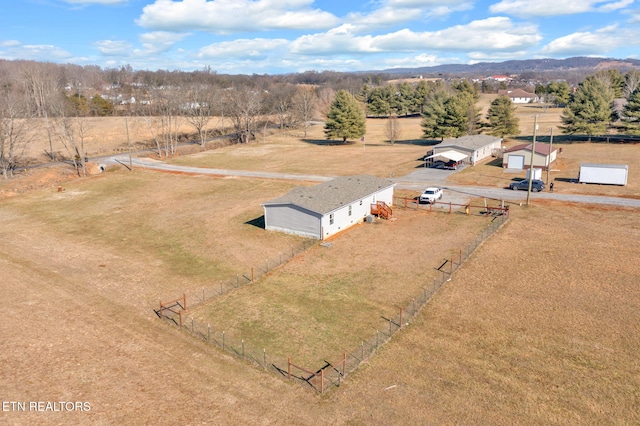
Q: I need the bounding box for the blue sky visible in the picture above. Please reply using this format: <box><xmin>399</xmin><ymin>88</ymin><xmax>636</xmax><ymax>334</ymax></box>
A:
<box><xmin>1</xmin><ymin>0</ymin><xmax>639</xmax><ymax>74</ymax></box>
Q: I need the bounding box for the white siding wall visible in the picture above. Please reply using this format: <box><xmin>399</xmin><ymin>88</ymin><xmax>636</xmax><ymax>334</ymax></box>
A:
<box><xmin>320</xmin><ymin>187</ymin><xmax>395</xmax><ymax>239</ymax></box>
<box><xmin>264</xmin><ymin>205</ymin><xmax>322</xmax><ymax>239</ymax></box>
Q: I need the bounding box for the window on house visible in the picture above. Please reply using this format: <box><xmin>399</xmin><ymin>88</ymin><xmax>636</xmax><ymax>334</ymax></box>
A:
<box><xmin>329</xmin><ymin>213</ymin><xmax>334</xmax><ymax>225</ymax></box>
<box><xmin>348</xmin><ymin>205</ymin><xmax>352</xmax><ymax>216</ymax></box>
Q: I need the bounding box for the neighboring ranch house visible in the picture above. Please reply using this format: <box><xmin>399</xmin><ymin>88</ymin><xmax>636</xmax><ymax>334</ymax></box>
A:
<box><xmin>429</xmin><ymin>134</ymin><xmax>503</xmax><ymax>166</ymax></box>
<box><xmin>262</xmin><ymin>175</ymin><xmax>396</xmax><ymax>240</ymax></box>
<box><xmin>503</xmin><ymin>142</ymin><xmax>557</xmax><ymax>170</ymax></box>
<box><xmin>497</xmin><ymin>89</ymin><xmax>539</xmax><ymax>104</ymax></box>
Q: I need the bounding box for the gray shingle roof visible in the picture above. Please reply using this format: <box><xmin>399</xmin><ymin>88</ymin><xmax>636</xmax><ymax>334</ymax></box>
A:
<box><xmin>263</xmin><ymin>175</ymin><xmax>395</xmax><ymax>215</ymax></box>
<box><xmin>437</xmin><ymin>134</ymin><xmax>502</xmax><ymax>150</ymax></box>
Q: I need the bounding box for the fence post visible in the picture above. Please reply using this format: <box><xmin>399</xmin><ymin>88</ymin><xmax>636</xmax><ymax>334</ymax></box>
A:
<box><xmin>179</xmin><ymin>310</ymin><xmax>183</xmax><ymax>328</ymax></box>
<box><xmin>449</xmin><ymin>202</ymin><xmax>452</xmax><ymax>214</ymax></box>
<box><xmin>399</xmin><ymin>307</ymin><xmax>403</xmax><ymax>328</ymax></box>
<box><xmin>159</xmin><ymin>301</ymin><xmax>163</xmax><ymax>319</ymax></box>
<box><xmin>321</xmin><ymin>369</ymin><xmax>325</xmax><ymax>394</ymax></box>
<box><xmin>389</xmin><ymin>318</ymin><xmax>392</xmax><ymax>335</ymax></box>
<box><xmin>376</xmin><ymin>330</ymin><xmax>379</xmax><ymax>351</ymax></box>
<box><xmin>222</xmin><ymin>331</ymin><xmax>225</xmax><ymax>350</ymax></box>
<box><xmin>361</xmin><ymin>342</ymin><xmax>364</xmax><ymax>360</ymax></box>
<box><xmin>183</xmin><ymin>293</ymin><xmax>187</xmax><ymax>310</ymax></box>
<box><xmin>343</xmin><ymin>353</ymin><xmax>347</xmax><ymax>376</ymax></box>
<box><xmin>251</xmin><ymin>267</ymin><xmax>254</xmax><ymax>282</ymax></box>
<box><xmin>191</xmin><ymin>317</ymin><xmax>194</xmax><ymax>333</ymax></box>
<box><xmin>287</xmin><ymin>357</ymin><xmax>291</xmax><ymax>381</ymax></box>
<box><xmin>263</xmin><ymin>349</ymin><xmax>266</xmax><ymax>369</ymax></box>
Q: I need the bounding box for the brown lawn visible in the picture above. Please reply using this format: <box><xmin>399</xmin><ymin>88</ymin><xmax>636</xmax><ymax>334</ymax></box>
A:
<box><xmin>1</xmin><ymin>99</ymin><xmax>639</xmax><ymax>424</ymax></box>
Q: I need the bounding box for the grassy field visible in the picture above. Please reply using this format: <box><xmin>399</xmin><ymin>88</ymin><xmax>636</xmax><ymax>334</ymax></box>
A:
<box><xmin>1</xmin><ymin>97</ymin><xmax>639</xmax><ymax>424</ymax></box>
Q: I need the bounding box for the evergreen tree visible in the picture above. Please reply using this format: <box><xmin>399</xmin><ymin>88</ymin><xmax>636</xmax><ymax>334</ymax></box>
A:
<box><xmin>622</xmin><ymin>88</ymin><xmax>640</xmax><ymax>134</ymax></box>
<box><xmin>367</xmin><ymin>86</ymin><xmax>393</xmax><ymax>116</ymax></box>
<box><xmin>545</xmin><ymin>81</ymin><xmax>571</xmax><ymax>106</ymax></box>
<box><xmin>421</xmin><ymin>85</ymin><xmax>480</xmax><ymax>139</ymax></box>
<box><xmin>324</xmin><ymin>90</ymin><xmax>366</xmax><ymax>142</ymax></box>
<box><xmin>414</xmin><ymin>79</ymin><xmax>431</xmax><ymax>113</ymax></box>
<box><xmin>421</xmin><ymin>89</ymin><xmax>449</xmax><ymax>140</ymax></box>
<box><xmin>561</xmin><ymin>76</ymin><xmax>613</xmax><ymax>137</ymax></box>
<box><xmin>441</xmin><ymin>93</ymin><xmax>473</xmax><ymax>138</ymax></box>
<box><xmin>90</xmin><ymin>94</ymin><xmax>114</xmax><ymax>116</ymax></box>
<box><xmin>486</xmin><ymin>95</ymin><xmax>519</xmax><ymax>137</ymax></box>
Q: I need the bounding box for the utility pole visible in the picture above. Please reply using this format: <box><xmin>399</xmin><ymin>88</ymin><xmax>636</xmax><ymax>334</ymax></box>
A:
<box><xmin>526</xmin><ymin>115</ymin><xmax>538</xmax><ymax>207</ymax></box>
<box><xmin>546</xmin><ymin>127</ymin><xmax>554</xmax><ymax>186</ymax></box>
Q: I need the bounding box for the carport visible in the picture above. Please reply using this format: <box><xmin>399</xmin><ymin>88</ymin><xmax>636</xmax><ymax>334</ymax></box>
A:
<box><xmin>424</xmin><ymin>150</ymin><xmax>468</xmax><ymax>168</ymax></box>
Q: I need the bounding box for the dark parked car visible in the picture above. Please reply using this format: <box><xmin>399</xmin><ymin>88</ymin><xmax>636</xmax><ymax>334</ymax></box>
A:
<box><xmin>510</xmin><ymin>179</ymin><xmax>545</xmax><ymax>192</ymax></box>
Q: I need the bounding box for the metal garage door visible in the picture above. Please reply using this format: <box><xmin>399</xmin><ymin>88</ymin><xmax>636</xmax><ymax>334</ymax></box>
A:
<box><xmin>507</xmin><ymin>154</ymin><xmax>525</xmax><ymax>169</ymax></box>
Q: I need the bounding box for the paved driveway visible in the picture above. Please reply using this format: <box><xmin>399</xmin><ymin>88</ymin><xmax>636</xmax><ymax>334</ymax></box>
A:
<box><xmin>104</xmin><ymin>156</ymin><xmax>640</xmax><ymax>209</ymax></box>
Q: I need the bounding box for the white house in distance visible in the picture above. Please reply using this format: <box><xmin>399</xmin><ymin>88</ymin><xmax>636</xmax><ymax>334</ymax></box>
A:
<box><xmin>262</xmin><ymin>175</ymin><xmax>396</xmax><ymax>240</ymax></box>
<box><xmin>428</xmin><ymin>134</ymin><xmax>503</xmax><ymax>166</ymax></box>
<box><xmin>497</xmin><ymin>89</ymin><xmax>539</xmax><ymax>104</ymax></box>
<box><xmin>503</xmin><ymin>142</ymin><xmax>557</xmax><ymax>170</ymax></box>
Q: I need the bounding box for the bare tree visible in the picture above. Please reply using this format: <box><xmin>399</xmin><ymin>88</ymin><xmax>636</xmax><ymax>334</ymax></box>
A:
<box><xmin>0</xmin><ymin>81</ymin><xmax>33</xmax><ymax>178</ymax></box>
<box><xmin>316</xmin><ymin>86</ymin><xmax>335</xmax><ymax>119</ymax></box>
<box><xmin>267</xmin><ymin>84</ymin><xmax>296</xmax><ymax>131</ymax></box>
<box><xmin>623</xmin><ymin>70</ymin><xmax>640</xmax><ymax>99</ymax></box>
<box><xmin>224</xmin><ymin>86</ymin><xmax>263</xmax><ymax>144</ymax></box>
<box><xmin>292</xmin><ymin>86</ymin><xmax>317</xmax><ymax>137</ymax></box>
<box><xmin>385</xmin><ymin>114</ymin><xmax>401</xmax><ymax>144</ymax></box>
<box><xmin>142</xmin><ymin>85</ymin><xmax>187</xmax><ymax>157</ymax></box>
<box><xmin>184</xmin><ymin>83</ymin><xmax>214</xmax><ymax>146</ymax></box>
<box><xmin>52</xmin><ymin>114</ymin><xmax>89</xmax><ymax>177</ymax></box>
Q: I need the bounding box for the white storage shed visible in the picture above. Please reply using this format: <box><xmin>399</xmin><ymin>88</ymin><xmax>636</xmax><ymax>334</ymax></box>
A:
<box><xmin>579</xmin><ymin>164</ymin><xmax>628</xmax><ymax>186</ymax></box>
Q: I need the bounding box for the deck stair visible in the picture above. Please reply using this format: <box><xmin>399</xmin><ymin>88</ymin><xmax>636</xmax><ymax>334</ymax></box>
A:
<box><xmin>370</xmin><ymin>201</ymin><xmax>392</xmax><ymax>219</ymax></box>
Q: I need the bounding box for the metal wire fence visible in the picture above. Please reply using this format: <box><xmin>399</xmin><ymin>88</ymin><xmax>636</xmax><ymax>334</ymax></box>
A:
<box><xmin>158</xmin><ymin>210</ymin><xmax>509</xmax><ymax>393</ymax></box>
<box><xmin>157</xmin><ymin>239</ymin><xmax>316</xmax><ymax>317</ymax></box>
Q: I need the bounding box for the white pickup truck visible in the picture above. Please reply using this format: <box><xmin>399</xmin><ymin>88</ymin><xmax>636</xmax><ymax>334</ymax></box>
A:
<box><xmin>419</xmin><ymin>187</ymin><xmax>443</xmax><ymax>204</ymax></box>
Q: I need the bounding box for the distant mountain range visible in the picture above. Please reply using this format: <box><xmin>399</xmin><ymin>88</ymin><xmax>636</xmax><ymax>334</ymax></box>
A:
<box><xmin>381</xmin><ymin>57</ymin><xmax>640</xmax><ymax>77</ymax></box>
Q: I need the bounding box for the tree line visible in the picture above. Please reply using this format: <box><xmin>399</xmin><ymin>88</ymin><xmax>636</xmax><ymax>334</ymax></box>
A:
<box><xmin>2</xmin><ymin>59</ymin><xmax>640</xmax><ymax>180</ymax></box>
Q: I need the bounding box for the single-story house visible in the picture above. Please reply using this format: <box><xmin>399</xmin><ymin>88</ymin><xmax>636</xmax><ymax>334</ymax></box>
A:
<box><xmin>503</xmin><ymin>142</ymin><xmax>557</xmax><ymax>170</ymax></box>
<box><xmin>497</xmin><ymin>89</ymin><xmax>539</xmax><ymax>104</ymax></box>
<box><xmin>428</xmin><ymin>134</ymin><xmax>503</xmax><ymax>166</ymax></box>
<box><xmin>262</xmin><ymin>175</ymin><xmax>395</xmax><ymax>240</ymax></box>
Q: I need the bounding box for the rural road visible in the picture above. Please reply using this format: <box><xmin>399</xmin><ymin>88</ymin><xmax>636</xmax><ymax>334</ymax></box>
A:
<box><xmin>104</xmin><ymin>155</ymin><xmax>640</xmax><ymax>209</ymax></box>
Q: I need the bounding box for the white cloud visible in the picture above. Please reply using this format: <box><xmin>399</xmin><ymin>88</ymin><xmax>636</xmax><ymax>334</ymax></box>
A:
<box><xmin>539</xmin><ymin>24</ymin><xmax>639</xmax><ymax>56</ymax></box>
<box><xmin>291</xmin><ymin>17</ymin><xmax>540</xmax><ymax>57</ymax></box>
<box><xmin>598</xmin><ymin>0</ymin><xmax>634</xmax><ymax>12</ymax></box>
<box><xmin>381</xmin><ymin>53</ymin><xmax>446</xmax><ymax>69</ymax></box>
<box><xmin>0</xmin><ymin>40</ymin><xmax>21</xmax><ymax>47</ymax></box>
<box><xmin>198</xmin><ymin>38</ymin><xmax>289</xmax><ymax>59</ymax></box>
<box><xmin>490</xmin><ymin>0</ymin><xmax>632</xmax><ymax>17</ymax></box>
<box><xmin>95</xmin><ymin>40</ymin><xmax>134</xmax><ymax>56</ymax></box>
<box><xmin>140</xmin><ymin>31</ymin><xmax>190</xmax><ymax>54</ymax></box>
<box><xmin>136</xmin><ymin>0</ymin><xmax>339</xmax><ymax>33</ymax></box>
<box><xmin>289</xmin><ymin>25</ymin><xmax>378</xmax><ymax>55</ymax></box>
<box><xmin>344</xmin><ymin>0</ymin><xmax>473</xmax><ymax>33</ymax></box>
<box><xmin>0</xmin><ymin>44</ymin><xmax>73</xmax><ymax>61</ymax></box>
